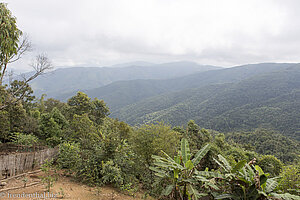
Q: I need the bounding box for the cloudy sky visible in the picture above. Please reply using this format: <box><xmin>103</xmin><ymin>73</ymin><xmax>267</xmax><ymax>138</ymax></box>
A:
<box><xmin>5</xmin><ymin>0</ymin><xmax>300</xmax><ymax>70</ymax></box>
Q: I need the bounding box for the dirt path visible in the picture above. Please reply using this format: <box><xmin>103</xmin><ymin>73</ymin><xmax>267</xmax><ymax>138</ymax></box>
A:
<box><xmin>0</xmin><ymin>171</ymin><xmax>153</xmax><ymax>200</ymax></box>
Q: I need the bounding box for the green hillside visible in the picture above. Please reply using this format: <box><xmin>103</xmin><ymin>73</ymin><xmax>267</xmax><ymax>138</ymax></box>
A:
<box><xmin>115</xmin><ymin>65</ymin><xmax>300</xmax><ymax>139</ymax></box>
<box><xmin>32</xmin><ymin>62</ymin><xmax>300</xmax><ymax>139</ymax></box>
<box><xmin>71</xmin><ymin>63</ymin><xmax>298</xmax><ymax>112</ymax></box>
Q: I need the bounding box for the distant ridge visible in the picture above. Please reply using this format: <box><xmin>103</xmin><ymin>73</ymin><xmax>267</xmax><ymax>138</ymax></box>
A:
<box><xmin>76</xmin><ymin>63</ymin><xmax>298</xmax><ymax>112</ymax></box>
<box><xmin>30</xmin><ymin>61</ymin><xmax>220</xmax><ymax>98</ymax></box>
<box><xmin>30</xmin><ymin>62</ymin><xmax>300</xmax><ymax>140</ymax></box>
<box><xmin>112</xmin><ymin>64</ymin><xmax>300</xmax><ymax>140</ymax></box>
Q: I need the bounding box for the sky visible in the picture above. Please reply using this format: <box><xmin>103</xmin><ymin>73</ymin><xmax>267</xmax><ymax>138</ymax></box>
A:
<box><xmin>4</xmin><ymin>0</ymin><xmax>300</xmax><ymax>71</ymax></box>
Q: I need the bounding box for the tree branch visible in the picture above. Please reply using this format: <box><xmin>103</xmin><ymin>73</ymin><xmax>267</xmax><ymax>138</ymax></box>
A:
<box><xmin>0</xmin><ymin>54</ymin><xmax>53</xmax><ymax>110</ymax></box>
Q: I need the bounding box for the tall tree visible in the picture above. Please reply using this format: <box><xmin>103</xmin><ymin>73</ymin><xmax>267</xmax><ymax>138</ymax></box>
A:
<box><xmin>67</xmin><ymin>92</ymin><xmax>93</xmax><ymax>116</ymax></box>
<box><xmin>0</xmin><ymin>3</ymin><xmax>26</xmax><ymax>84</ymax></box>
<box><xmin>0</xmin><ymin>3</ymin><xmax>52</xmax><ymax>110</ymax></box>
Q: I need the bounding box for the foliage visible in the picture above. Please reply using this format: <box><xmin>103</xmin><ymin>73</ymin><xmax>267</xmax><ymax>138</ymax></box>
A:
<box><xmin>57</xmin><ymin>142</ymin><xmax>81</xmax><ymax>172</ymax></box>
<box><xmin>67</xmin><ymin>91</ymin><xmax>93</xmax><ymax>116</ymax></box>
<box><xmin>11</xmin><ymin>132</ymin><xmax>38</xmax><ymax>146</ymax></box>
<box><xmin>39</xmin><ymin>113</ymin><xmax>62</xmax><ymax>146</ymax></box>
<box><xmin>43</xmin><ymin>98</ymin><xmax>68</xmax><ymax>114</ymax></box>
<box><xmin>129</xmin><ymin>122</ymin><xmax>180</xmax><ymax>192</ymax></box>
<box><xmin>186</xmin><ymin>120</ymin><xmax>212</xmax><ymax>152</ymax></box>
<box><xmin>69</xmin><ymin>113</ymin><xmax>100</xmax><ymax>149</ymax></box>
<box><xmin>257</xmin><ymin>155</ymin><xmax>283</xmax><ymax>177</ymax></box>
<box><xmin>100</xmin><ymin>160</ymin><xmax>124</xmax><ymax>187</ymax></box>
<box><xmin>278</xmin><ymin>164</ymin><xmax>300</xmax><ymax>195</ymax></box>
<box><xmin>211</xmin><ymin>155</ymin><xmax>300</xmax><ymax>200</ymax></box>
<box><xmin>130</xmin><ymin>122</ymin><xmax>180</xmax><ymax>166</ymax></box>
<box><xmin>150</xmin><ymin>138</ymin><xmax>213</xmax><ymax>199</ymax></box>
<box><xmin>90</xmin><ymin>98</ymin><xmax>110</xmax><ymax>124</ymax></box>
<box><xmin>7</xmin><ymin>80</ymin><xmax>35</xmax><ymax>110</ymax></box>
<box><xmin>40</xmin><ymin>159</ymin><xmax>58</xmax><ymax>192</ymax></box>
<box><xmin>0</xmin><ymin>110</ymin><xmax>10</xmax><ymax>142</ymax></box>
<box><xmin>0</xmin><ymin>3</ymin><xmax>22</xmax><ymax>82</ymax></box>
<box><xmin>116</xmin><ymin>65</ymin><xmax>300</xmax><ymax>141</ymax></box>
<box><xmin>226</xmin><ymin>129</ymin><xmax>299</xmax><ymax>163</ymax></box>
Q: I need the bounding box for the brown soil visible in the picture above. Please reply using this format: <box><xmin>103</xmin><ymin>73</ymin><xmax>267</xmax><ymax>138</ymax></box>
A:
<box><xmin>0</xmin><ymin>171</ymin><xmax>154</xmax><ymax>200</ymax></box>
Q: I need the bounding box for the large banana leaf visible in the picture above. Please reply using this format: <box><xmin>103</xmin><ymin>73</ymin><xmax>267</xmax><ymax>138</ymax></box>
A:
<box><xmin>232</xmin><ymin>160</ymin><xmax>246</xmax><ymax>173</ymax></box>
<box><xmin>162</xmin><ymin>184</ymin><xmax>174</xmax><ymax>196</ymax></box>
<box><xmin>269</xmin><ymin>193</ymin><xmax>300</xmax><ymax>200</ymax></box>
<box><xmin>191</xmin><ymin>144</ymin><xmax>210</xmax><ymax>166</ymax></box>
<box><xmin>149</xmin><ymin>166</ymin><xmax>168</xmax><ymax>178</ymax></box>
<box><xmin>188</xmin><ymin>185</ymin><xmax>207</xmax><ymax>200</ymax></box>
<box><xmin>185</xmin><ymin>160</ymin><xmax>194</xmax><ymax>170</ymax></box>
<box><xmin>181</xmin><ymin>138</ymin><xmax>191</xmax><ymax>164</ymax></box>
<box><xmin>215</xmin><ymin>155</ymin><xmax>231</xmax><ymax>172</ymax></box>
<box><xmin>265</xmin><ymin>177</ymin><xmax>279</xmax><ymax>193</ymax></box>
<box><xmin>195</xmin><ymin>170</ymin><xmax>226</xmax><ymax>179</ymax></box>
<box><xmin>215</xmin><ymin>193</ymin><xmax>239</xmax><ymax>200</ymax></box>
<box><xmin>152</xmin><ymin>154</ymin><xmax>185</xmax><ymax>170</ymax></box>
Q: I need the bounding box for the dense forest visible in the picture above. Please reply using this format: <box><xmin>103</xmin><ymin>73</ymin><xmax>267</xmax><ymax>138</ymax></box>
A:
<box><xmin>1</xmin><ymin>2</ymin><xmax>300</xmax><ymax>200</ymax></box>
<box><xmin>115</xmin><ymin>65</ymin><xmax>300</xmax><ymax>140</ymax></box>
<box><xmin>29</xmin><ymin>61</ymin><xmax>300</xmax><ymax>141</ymax></box>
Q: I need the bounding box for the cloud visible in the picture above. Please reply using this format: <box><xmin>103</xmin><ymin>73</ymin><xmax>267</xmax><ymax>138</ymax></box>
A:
<box><xmin>5</xmin><ymin>0</ymin><xmax>300</xmax><ymax>70</ymax></box>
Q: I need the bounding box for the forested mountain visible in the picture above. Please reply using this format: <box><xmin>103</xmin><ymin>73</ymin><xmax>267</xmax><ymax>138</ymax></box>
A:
<box><xmin>115</xmin><ymin>65</ymin><xmax>300</xmax><ymax>139</ymax></box>
<box><xmin>30</xmin><ymin>61</ymin><xmax>219</xmax><ymax>98</ymax></box>
<box><xmin>31</xmin><ymin>62</ymin><xmax>300</xmax><ymax>139</ymax></box>
<box><xmin>225</xmin><ymin>129</ymin><xmax>300</xmax><ymax>163</ymax></box>
<box><xmin>63</xmin><ymin>63</ymin><xmax>297</xmax><ymax>111</ymax></box>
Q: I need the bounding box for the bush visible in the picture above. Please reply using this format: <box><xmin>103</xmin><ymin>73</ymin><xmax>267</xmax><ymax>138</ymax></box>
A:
<box><xmin>257</xmin><ymin>155</ymin><xmax>283</xmax><ymax>176</ymax></box>
<box><xmin>100</xmin><ymin>160</ymin><xmax>124</xmax><ymax>187</ymax></box>
<box><xmin>57</xmin><ymin>142</ymin><xmax>81</xmax><ymax>171</ymax></box>
<box><xmin>278</xmin><ymin>164</ymin><xmax>300</xmax><ymax>195</ymax></box>
<box><xmin>12</xmin><ymin>132</ymin><xmax>38</xmax><ymax>146</ymax></box>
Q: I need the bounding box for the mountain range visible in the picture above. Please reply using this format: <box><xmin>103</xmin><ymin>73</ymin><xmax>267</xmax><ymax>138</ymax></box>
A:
<box><xmin>30</xmin><ymin>61</ymin><xmax>220</xmax><ymax>98</ymax></box>
<box><xmin>29</xmin><ymin>61</ymin><xmax>300</xmax><ymax>140</ymax></box>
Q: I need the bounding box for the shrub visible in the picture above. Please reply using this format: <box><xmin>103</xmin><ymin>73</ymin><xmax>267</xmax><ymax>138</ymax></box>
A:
<box><xmin>57</xmin><ymin>142</ymin><xmax>81</xmax><ymax>171</ymax></box>
<box><xmin>258</xmin><ymin>155</ymin><xmax>283</xmax><ymax>176</ymax></box>
<box><xmin>12</xmin><ymin>132</ymin><xmax>38</xmax><ymax>146</ymax></box>
<box><xmin>278</xmin><ymin>164</ymin><xmax>300</xmax><ymax>195</ymax></box>
<box><xmin>100</xmin><ymin>160</ymin><xmax>124</xmax><ymax>187</ymax></box>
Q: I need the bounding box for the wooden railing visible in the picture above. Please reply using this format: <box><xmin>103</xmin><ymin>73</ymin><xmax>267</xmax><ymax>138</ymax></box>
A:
<box><xmin>0</xmin><ymin>145</ymin><xmax>59</xmax><ymax>179</ymax></box>
<box><xmin>0</xmin><ymin>144</ymin><xmax>47</xmax><ymax>155</ymax></box>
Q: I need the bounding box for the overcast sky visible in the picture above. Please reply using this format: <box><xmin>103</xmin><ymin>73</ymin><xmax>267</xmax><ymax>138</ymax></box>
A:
<box><xmin>5</xmin><ymin>0</ymin><xmax>300</xmax><ymax>70</ymax></box>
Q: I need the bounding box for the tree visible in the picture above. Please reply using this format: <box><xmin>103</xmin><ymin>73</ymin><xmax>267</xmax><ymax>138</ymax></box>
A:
<box><xmin>43</xmin><ymin>98</ymin><xmax>68</xmax><ymax>114</ymax></box>
<box><xmin>39</xmin><ymin>113</ymin><xmax>61</xmax><ymax>146</ymax></box>
<box><xmin>186</xmin><ymin>120</ymin><xmax>212</xmax><ymax>153</ymax></box>
<box><xmin>70</xmin><ymin>114</ymin><xmax>100</xmax><ymax>149</ymax></box>
<box><xmin>0</xmin><ymin>3</ymin><xmax>52</xmax><ymax>110</ymax></box>
<box><xmin>278</xmin><ymin>164</ymin><xmax>300</xmax><ymax>195</ymax></box>
<box><xmin>130</xmin><ymin>122</ymin><xmax>180</xmax><ymax>167</ymax></box>
<box><xmin>90</xmin><ymin>98</ymin><xmax>110</xmax><ymax>125</ymax></box>
<box><xmin>0</xmin><ymin>3</ymin><xmax>26</xmax><ymax>84</ymax></box>
<box><xmin>0</xmin><ymin>110</ymin><xmax>10</xmax><ymax>142</ymax></box>
<box><xmin>7</xmin><ymin>80</ymin><xmax>35</xmax><ymax>110</ymax></box>
<box><xmin>129</xmin><ymin>122</ymin><xmax>181</xmax><ymax>190</ymax></box>
<box><xmin>257</xmin><ymin>155</ymin><xmax>283</xmax><ymax>177</ymax></box>
<box><xmin>67</xmin><ymin>92</ymin><xmax>93</xmax><ymax>116</ymax></box>
<box><xmin>67</xmin><ymin>92</ymin><xmax>109</xmax><ymax>125</ymax></box>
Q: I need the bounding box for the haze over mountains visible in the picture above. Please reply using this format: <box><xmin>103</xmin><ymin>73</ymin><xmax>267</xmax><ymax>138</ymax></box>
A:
<box><xmin>29</xmin><ymin>61</ymin><xmax>300</xmax><ymax>140</ymax></box>
<box><xmin>31</xmin><ymin>61</ymin><xmax>220</xmax><ymax>98</ymax></box>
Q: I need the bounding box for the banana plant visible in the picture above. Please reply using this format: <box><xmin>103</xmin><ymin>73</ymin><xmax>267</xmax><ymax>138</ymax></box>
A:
<box><xmin>150</xmin><ymin>138</ymin><xmax>213</xmax><ymax>200</ymax></box>
<box><xmin>212</xmin><ymin>155</ymin><xmax>300</xmax><ymax>200</ymax></box>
